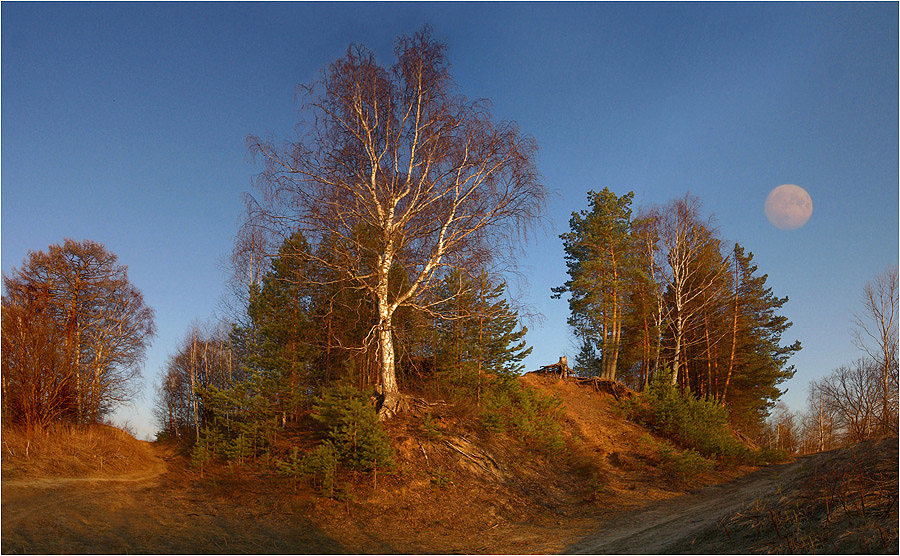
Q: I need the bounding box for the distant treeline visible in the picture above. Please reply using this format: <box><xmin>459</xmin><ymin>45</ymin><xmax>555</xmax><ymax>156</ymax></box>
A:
<box><xmin>766</xmin><ymin>267</ymin><xmax>898</xmax><ymax>454</ymax></box>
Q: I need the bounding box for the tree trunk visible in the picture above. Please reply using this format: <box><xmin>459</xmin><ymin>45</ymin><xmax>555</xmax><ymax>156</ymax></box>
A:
<box><xmin>672</xmin><ymin>312</ymin><xmax>683</xmax><ymax>386</ymax></box>
<box><xmin>377</xmin><ymin>309</ymin><xmax>401</xmax><ymax>420</ymax></box>
<box><xmin>190</xmin><ymin>337</ymin><xmax>200</xmax><ymax>440</ymax></box>
<box><xmin>610</xmin><ymin>255</ymin><xmax>621</xmax><ymax>381</ymax></box>
<box><xmin>722</xmin><ymin>262</ymin><xmax>740</xmax><ymax>403</ymax></box>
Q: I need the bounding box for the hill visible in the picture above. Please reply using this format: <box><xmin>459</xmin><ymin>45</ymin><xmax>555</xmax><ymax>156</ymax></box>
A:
<box><xmin>2</xmin><ymin>374</ymin><xmax>896</xmax><ymax>553</ymax></box>
<box><xmin>1</xmin><ymin>423</ymin><xmax>162</xmax><ymax>481</ymax></box>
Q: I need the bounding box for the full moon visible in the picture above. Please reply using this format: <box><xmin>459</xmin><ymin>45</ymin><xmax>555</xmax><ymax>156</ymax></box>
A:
<box><xmin>764</xmin><ymin>184</ymin><xmax>813</xmax><ymax>230</ymax></box>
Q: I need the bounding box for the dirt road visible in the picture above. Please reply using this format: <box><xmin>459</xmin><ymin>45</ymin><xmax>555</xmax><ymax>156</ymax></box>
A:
<box><xmin>566</xmin><ymin>458</ymin><xmax>807</xmax><ymax>554</ymax></box>
<box><xmin>567</xmin><ymin>439</ymin><xmax>899</xmax><ymax>555</ymax></box>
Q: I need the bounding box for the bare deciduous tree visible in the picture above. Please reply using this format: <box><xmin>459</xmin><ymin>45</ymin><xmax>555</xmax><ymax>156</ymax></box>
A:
<box><xmin>815</xmin><ymin>359</ymin><xmax>882</xmax><ymax>443</ymax></box>
<box><xmin>2</xmin><ymin>239</ymin><xmax>155</xmax><ymax>426</ymax></box>
<box><xmin>852</xmin><ymin>266</ymin><xmax>898</xmax><ymax>435</ymax></box>
<box><xmin>1</xmin><ymin>296</ymin><xmax>75</xmax><ymax>428</ymax></box>
<box><xmin>241</xmin><ymin>27</ymin><xmax>545</xmax><ymax>417</ymax></box>
<box><xmin>799</xmin><ymin>381</ymin><xmax>838</xmax><ymax>453</ymax></box>
<box><xmin>767</xmin><ymin>400</ymin><xmax>799</xmax><ymax>454</ymax></box>
<box><xmin>154</xmin><ymin>322</ymin><xmax>238</xmax><ymax>439</ymax></box>
<box><xmin>644</xmin><ymin>195</ymin><xmax>728</xmax><ymax>386</ymax></box>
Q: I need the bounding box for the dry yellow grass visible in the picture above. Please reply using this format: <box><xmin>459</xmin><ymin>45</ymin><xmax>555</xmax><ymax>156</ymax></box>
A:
<box><xmin>1</xmin><ymin>423</ymin><xmax>156</xmax><ymax>480</ymax></box>
<box><xmin>7</xmin><ymin>380</ymin><xmax>893</xmax><ymax>554</ymax></box>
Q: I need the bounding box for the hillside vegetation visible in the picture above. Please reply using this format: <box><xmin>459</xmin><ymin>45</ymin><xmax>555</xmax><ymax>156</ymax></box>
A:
<box><xmin>2</xmin><ymin>423</ymin><xmax>158</xmax><ymax>481</ymax></box>
<box><xmin>3</xmin><ymin>372</ymin><xmax>897</xmax><ymax>554</ymax></box>
<box><xmin>0</xmin><ymin>373</ymin><xmax>760</xmax><ymax>553</ymax></box>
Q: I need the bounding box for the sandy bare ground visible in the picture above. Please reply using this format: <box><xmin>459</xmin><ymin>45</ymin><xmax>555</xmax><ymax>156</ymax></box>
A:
<box><xmin>567</xmin><ymin>437</ymin><xmax>899</xmax><ymax>554</ymax></box>
<box><xmin>566</xmin><ymin>459</ymin><xmax>802</xmax><ymax>554</ymax></box>
<box><xmin>4</xmin><ymin>426</ymin><xmax>894</xmax><ymax>554</ymax></box>
<box><xmin>1</xmin><ymin>440</ymin><xmax>789</xmax><ymax>555</ymax></box>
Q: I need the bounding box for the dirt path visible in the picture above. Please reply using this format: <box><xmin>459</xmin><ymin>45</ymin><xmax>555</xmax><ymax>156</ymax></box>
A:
<box><xmin>565</xmin><ymin>456</ymin><xmax>810</xmax><ymax>554</ymax></box>
<box><xmin>1</xmin><ymin>442</ymin><xmax>345</xmax><ymax>554</ymax></box>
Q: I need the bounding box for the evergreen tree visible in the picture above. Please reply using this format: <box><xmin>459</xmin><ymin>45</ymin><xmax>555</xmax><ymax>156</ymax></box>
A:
<box><xmin>554</xmin><ymin>188</ymin><xmax>639</xmax><ymax>381</ymax></box>
<box><xmin>574</xmin><ymin>337</ymin><xmax>602</xmax><ymax>378</ymax></box>
<box><xmin>307</xmin><ymin>231</ymin><xmax>377</xmax><ymax>388</ymax></box>
<box><xmin>722</xmin><ymin>244</ymin><xmax>800</xmax><ymax>435</ymax></box>
<box><xmin>311</xmin><ymin>385</ymin><xmax>394</xmax><ymax>473</ymax></box>
<box><xmin>433</xmin><ymin>270</ymin><xmax>532</xmax><ymax>399</ymax></box>
<box><xmin>241</xmin><ymin>231</ymin><xmax>320</xmax><ymax>421</ymax></box>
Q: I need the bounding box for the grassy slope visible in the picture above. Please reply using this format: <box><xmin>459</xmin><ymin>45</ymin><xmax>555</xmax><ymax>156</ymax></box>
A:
<box><xmin>258</xmin><ymin>371</ymin><xmax>760</xmax><ymax>552</ymax></box>
<box><xmin>670</xmin><ymin>436</ymin><xmax>899</xmax><ymax>554</ymax></box>
<box><xmin>1</xmin><ymin>423</ymin><xmax>159</xmax><ymax>480</ymax></box>
<box><xmin>3</xmin><ymin>374</ymin><xmax>895</xmax><ymax>554</ymax></box>
<box><xmin>0</xmin><ymin>374</ymin><xmax>747</xmax><ymax>553</ymax></box>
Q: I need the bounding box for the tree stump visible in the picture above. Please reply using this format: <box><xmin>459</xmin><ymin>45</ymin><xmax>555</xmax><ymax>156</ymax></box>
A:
<box><xmin>536</xmin><ymin>356</ymin><xmax>573</xmax><ymax>378</ymax></box>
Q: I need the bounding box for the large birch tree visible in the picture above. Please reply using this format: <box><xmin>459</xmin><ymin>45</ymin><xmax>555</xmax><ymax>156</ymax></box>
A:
<box><xmin>646</xmin><ymin>194</ymin><xmax>728</xmax><ymax>386</ymax></box>
<box><xmin>241</xmin><ymin>27</ymin><xmax>545</xmax><ymax>417</ymax></box>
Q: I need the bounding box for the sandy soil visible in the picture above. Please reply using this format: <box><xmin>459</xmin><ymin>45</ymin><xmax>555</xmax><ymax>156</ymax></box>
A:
<box><xmin>0</xmin><ymin>376</ymin><xmax>757</xmax><ymax>554</ymax></box>
<box><xmin>0</xmin><ymin>442</ymin><xmax>801</xmax><ymax>554</ymax></box>
<box><xmin>4</xmin><ymin>380</ymin><xmax>894</xmax><ymax>554</ymax></box>
<box><xmin>566</xmin><ymin>458</ymin><xmax>804</xmax><ymax>553</ymax></box>
<box><xmin>567</xmin><ymin>436</ymin><xmax>899</xmax><ymax>554</ymax></box>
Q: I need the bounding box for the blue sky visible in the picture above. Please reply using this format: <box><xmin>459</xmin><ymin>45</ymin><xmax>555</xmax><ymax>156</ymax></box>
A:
<box><xmin>3</xmin><ymin>2</ymin><xmax>897</xmax><ymax>439</ymax></box>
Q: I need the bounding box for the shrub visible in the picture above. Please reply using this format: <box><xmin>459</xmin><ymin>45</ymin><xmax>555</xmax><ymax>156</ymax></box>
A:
<box><xmin>312</xmin><ymin>385</ymin><xmax>394</xmax><ymax>473</ymax></box>
<box><xmin>585</xmin><ymin>471</ymin><xmax>608</xmax><ymax>502</ymax></box>
<box><xmin>624</xmin><ymin>368</ymin><xmax>744</xmax><ymax>460</ymax></box>
<box><xmin>190</xmin><ymin>425</ymin><xmax>224</xmax><ymax>475</ymax></box>
<box><xmin>223</xmin><ymin>433</ymin><xmax>255</xmax><ymax>466</ymax></box>
<box><xmin>656</xmin><ymin>440</ymin><xmax>714</xmax><ymax>483</ymax></box>
<box><xmin>275</xmin><ymin>386</ymin><xmax>394</xmax><ymax>498</ymax></box>
<box><xmin>420</xmin><ymin>412</ymin><xmax>443</xmax><ymax>441</ymax></box>
<box><xmin>744</xmin><ymin>445</ymin><xmax>791</xmax><ymax>466</ymax></box>
<box><xmin>276</xmin><ymin>441</ymin><xmax>339</xmax><ymax>496</ymax></box>
<box><xmin>192</xmin><ymin>376</ymin><xmax>280</xmax><ymax>468</ymax></box>
<box><xmin>480</xmin><ymin>377</ymin><xmax>565</xmax><ymax>454</ymax></box>
<box><xmin>428</xmin><ymin>468</ymin><xmax>455</xmax><ymax>488</ymax></box>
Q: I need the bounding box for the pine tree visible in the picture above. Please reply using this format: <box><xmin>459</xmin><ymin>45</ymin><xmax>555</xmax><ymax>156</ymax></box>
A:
<box><xmin>554</xmin><ymin>188</ymin><xmax>638</xmax><ymax>381</ymax></box>
<box><xmin>241</xmin><ymin>231</ymin><xmax>320</xmax><ymax>421</ymax></box>
<box><xmin>722</xmin><ymin>244</ymin><xmax>800</xmax><ymax>435</ymax></box>
<box><xmin>433</xmin><ymin>270</ymin><xmax>532</xmax><ymax>400</ymax></box>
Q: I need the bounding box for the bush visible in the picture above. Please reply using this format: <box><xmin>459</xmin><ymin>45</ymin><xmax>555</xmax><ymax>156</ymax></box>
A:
<box><xmin>480</xmin><ymin>377</ymin><xmax>565</xmax><ymax>454</ymax></box>
<box><xmin>657</xmin><ymin>440</ymin><xmax>714</xmax><ymax>483</ymax></box>
<box><xmin>311</xmin><ymin>385</ymin><xmax>394</xmax><ymax>473</ymax></box>
<box><xmin>624</xmin><ymin>368</ymin><xmax>744</xmax><ymax>460</ymax></box>
<box><xmin>420</xmin><ymin>412</ymin><xmax>443</xmax><ymax>441</ymax></box>
<box><xmin>191</xmin><ymin>376</ymin><xmax>280</xmax><ymax>468</ymax></box>
<box><xmin>276</xmin><ymin>442</ymin><xmax>343</xmax><ymax>496</ymax></box>
<box><xmin>274</xmin><ymin>387</ymin><xmax>394</xmax><ymax>498</ymax></box>
<box><xmin>223</xmin><ymin>433</ymin><xmax>255</xmax><ymax>466</ymax></box>
<box><xmin>743</xmin><ymin>445</ymin><xmax>791</xmax><ymax>466</ymax></box>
